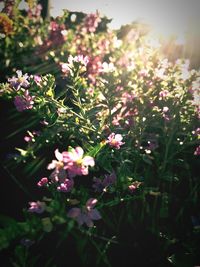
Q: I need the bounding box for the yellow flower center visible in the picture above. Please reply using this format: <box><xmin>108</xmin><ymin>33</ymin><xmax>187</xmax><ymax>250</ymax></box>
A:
<box><xmin>76</xmin><ymin>158</ymin><xmax>83</xmax><ymax>166</ymax></box>
<box><xmin>56</xmin><ymin>161</ymin><xmax>64</xmax><ymax>169</ymax></box>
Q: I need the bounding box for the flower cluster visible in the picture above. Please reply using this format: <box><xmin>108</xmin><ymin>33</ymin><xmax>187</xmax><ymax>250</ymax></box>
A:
<box><xmin>14</xmin><ymin>91</ymin><xmax>35</xmax><ymax>112</ymax></box>
<box><xmin>82</xmin><ymin>12</ymin><xmax>101</xmax><ymax>33</ymax></box>
<box><xmin>0</xmin><ymin>2</ymin><xmax>200</xmax><ymax>265</ymax></box>
<box><xmin>61</xmin><ymin>55</ymin><xmax>89</xmax><ymax>75</ymax></box>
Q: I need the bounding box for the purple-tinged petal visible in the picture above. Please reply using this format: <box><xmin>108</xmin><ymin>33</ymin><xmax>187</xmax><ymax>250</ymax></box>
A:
<box><xmin>86</xmin><ymin>198</ymin><xmax>98</xmax><ymax>210</ymax></box>
<box><xmin>88</xmin><ymin>209</ymin><xmax>102</xmax><ymax>220</ymax></box>
<box><xmin>84</xmin><ymin>215</ymin><xmax>94</xmax><ymax>227</ymax></box>
<box><xmin>67</xmin><ymin>208</ymin><xmax>81</xmax><ymax>218</ymax></box>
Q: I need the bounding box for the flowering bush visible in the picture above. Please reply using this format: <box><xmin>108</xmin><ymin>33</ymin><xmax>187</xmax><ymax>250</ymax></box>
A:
<box><xmin>0</xmin><ymin>1</ymin><xmax>200</xmax><ymax>266</ymax></box>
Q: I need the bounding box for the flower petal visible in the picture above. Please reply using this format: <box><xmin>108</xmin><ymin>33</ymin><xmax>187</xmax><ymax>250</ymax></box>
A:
<box><xmin>55</xmin><ymin>149</ymin><xmax>63</xmax><ymax>162</ymax></box>
<box><xmin>67</xmin><ymin>208</ymin><xmax>81</xmax><ymax>218</ymax></box>
<box><xmin>89</xmin><ymin>209</ymin><xmax>102</xmax><ymax>220</ymax></box>
<box><xmin>86</xmin><ymin>198</ymin><xmax>98</xmax><ymax>210</ymax></box>
<box><xmin>82</xmin><ymin>156</ymin><xmax>95</xmax><ymax>167</ymax></box>
<box><xmin>84</xmin><ymin>216</ymin><xmax>94</xmax><ymax>227</ymax></box>
<box><xmin>115</xmin><ymin>134</ymin><xmax>123</xmax><ymax>141</ymax></box>
<box><xmin>75</xmin><ymin>147</ymin><xmax>84</xmax><ymax>159</ymax></box>
<box><xmin>47</xmin><ymin>160</ymin><xmax>58</xmax><ymax>170</ymax></box>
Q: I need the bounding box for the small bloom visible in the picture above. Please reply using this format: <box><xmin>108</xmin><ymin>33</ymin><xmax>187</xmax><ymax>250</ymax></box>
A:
<box><xmin>195</xmin><ymin>128</ymin><xmax>200</xmax><ymax>135</ymax></box>
<box><xmin>8</xmin><ymin>70</ymin><xmax>30</xmax><ymax>90</ymax></box>
<box><xmin>159</xmin><ymin>90</ymin><xmax>169</xmax><ymax>99</ymax></box>
<box><xmin>24</xmin><ymin>135</ymin><xmax>32</xmax><ymax>142</ymax></box>
<box><xmin>50</xmin><ymin>168</ymin><xmax>68</xmax><ymax>183</ymax></box>
<box><xmin>82</xmin><ymin>12</ymin><xmax>101</xmax><ymax>33</ymax></box>
<box><xmin>14</xmin><ymin>91</ymin><xmax>35</xmax><ymax>112</ymax></box>
<box><xmin>194</xmin><ymin>145</ymin><xmax>200</xmax><ymax>156</ymax></box>
<box><xmin>27</xmin><ymin>3</ymin><xmax>42</xmax><ymax>18</ymax></box>
<box><xmin>67</xmin><ymin>198</ymin><xmax>101</xmax><ymax>227</ymax></box>
<box><xmin>62</xmin><ymin>147</ymin><xmax>95</xmax><ymax>178</ymax></box>
<box><xmin>60</xmin><ymin>62</ymin><xmax>70</xmax><ymax>75</ymax></box>
<box><xmin>73</xmin><ymin>55</ymin><xmax>89</xmax><ymax>66</ymax></box>
<box><xmin>93</xmin><ymin>172</ymin><xmax>116</xmax><ymax>192</ymax></box>
<box><xmin>24</xmin><ymin>130</ymin><xmax>40</xmax><ymax>143</ymax></box>
<box><xmin>87</xmin><ymin>55</ymin><xmax>103</xmax><ymax>84</ymax></box>
<box><xmin>28</xmin><ymin>201</ymin><xmax>46</xmax><ymax>214</ymax></box>
<box><xmin>61</xmin><ymin>55</ymin><xmax>89</xmax><ymax>75</ymax></box>
<box><xmin>103</xmin><ymin>172</ymin><xmax>116</xmax><ymax>186</ymax></box>
<box><xmin>57</xmin><ymin>178</ymin><xmax>74</xmax><ymax>192</ymax></box>
<box><xmin>128</xmin><ymin>181</ymin><xmax>142</xmax><ymax>193</ymax></box>
<box><xmin>163</xmin><ymin>106</ymin><xmax>169</xmax><ymax>113</ymax></box>
<box><xmin>102</xmin><ymin>62</ymin><xmax>115</xmax><ymax>73</ymax></box>
<box><xmin>128</xmin><ymin>184</ymin><xmax>137</xmax><ymax>192</ymax></box>
<box><xmin>107</xmin><ymin>133</ymin><xmax>124</xmax><ymax>149</ymax></box>
<box><xmin>37</xmin><ymin>177</ymin><xmax>48</xmax><ymax>187</ymax></box>
<box><xmin>48</xmin><ymin>149</ymin><xmax>71</xmax><ymax>183</ymax></box>
<box><xmin>92</xmin><ymin>177</ymin><xmax>105</xmax><ymax>192</ymax></box>
<box><xmin>33</xmin><ymin>75</ymin><xmax>42</xmax><ymax>86</ymax></box>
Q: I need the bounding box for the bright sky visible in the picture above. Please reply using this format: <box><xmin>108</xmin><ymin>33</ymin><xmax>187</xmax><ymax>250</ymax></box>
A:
<box><xmin>50</xmin><ymin>0</ymin><xmax>200</xmax><ymax>39</ymax></box>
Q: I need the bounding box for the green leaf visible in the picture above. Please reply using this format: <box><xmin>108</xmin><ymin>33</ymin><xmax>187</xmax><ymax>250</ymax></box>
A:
<box><xmin>41</xmin><ymin>217</ymin><xmax>53</xmax><ymax>233</ymax></box>
<box><xmin>0</xmin><ymin>230</ymin><xmax>9</xmax><ymax>250</ymax></box>
<box><xmin>87</xmin><ymin>141</ymin><xmax>106</xmax><ymax>157</ymax></box>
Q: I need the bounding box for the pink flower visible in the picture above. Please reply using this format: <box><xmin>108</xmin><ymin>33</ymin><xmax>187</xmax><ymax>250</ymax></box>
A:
<box><xmin>67</xmin><ymin>198</ymin><xmax>101</xmax><ymax>227</ymax></box>
<box><xmin>47</xmin><ymin>149</ymin><xmax>64</xmax><ymax>170</ymax></box>
<box><xmin>49</xmin><ymin>168</ymin><xmax>68</xmax><ymax>183</ymax></box>
<box><xmin>33</xmin><ymin>75</ymin><xmax>42</xmax><ymax>86</ymax></box>
<box><xmin>93</xmin><ymin>172</ymin><xmax>116</xmax><ymax>192</ymax></box>
<box><xmin>57</xmin><ymin>178</ymin><xmax>74</xmax><ymax>192</ymax></box>
<box><xmin>159</xmin><ymin>90</ymin><xmax>169</xmax><ymax>99</ymax></box>
<box><xmin>28</xmin><ymin>201</ymin><xmax>46</xmax><ymax>213</ymax></box>
<box><xmin>61</xmin><ymin>55</ymin><xmax>89</xmax><ymax>75</ymax></box>
<box><xmin>24</xmin><ymin>135</ymin><xmax>32</xmax><ymax>142</ymax></box>
<box><xmin>8</xmin><ymin>70</ymin><xmax>30</xmax><ymax>91</ymax></box>
<box><xmin>73</xmin><ymin>55</ymin><xmax>89</xmax><ymax>66</ymax></box>
<box><xmin>121</xmin><ymin>92</ymin><xmax>135</xmax><ymax>104</ymax></box>
<box><xmin>82</xmin><ymin>12</ymin><xmax>101</xmax><ymax>33</ymax></box>
<box><xmin>47</xmin><ymin>149</ymin><xmax>68</xmax><ymax>183</ymax></box>
<box><xmin>66</xmin><ymin>54</ymin><xmax>89</xmax><ymax>67</ymax></box>
<box><xmin>62</xmin><ymin>147</ymin><xmax>95</xmax><ymax>178</ymax></box>
<box><xmin>162</xmin><ymin>106</ymin><xmax>169</xmax><ymax>113</ymax></box>
<box><xmin>107</xmin><ymin>133</ymin><xmax>124</xmax><ymax>149</ymax></box>
<box><xmin>37</xmin><ymin>177</ymin><xmax>48</xmax><ymax>187</ymax></box>
<box><xmin>24</xmin><ymin>130</ymin><xmax>40</xmax><ymax>143</ymax></box>
<box><xmin>194</xmin><ymin>145</ymin><xmax>200</xmax><ymax>156</ymax></box>
<box><xmin>14</xmin><ymin>90</ymin><xmax>34</xmax><ymax>112</ymax></box>
<box><xmin>60</xmin><ymin>63</ymin><xmax>70</xmax><ymax>75</ymax></box>
<box><xmin>128</xmin><ymin>181</ymin><xmax>142</xmax><ymax>193</ymax></box>
<box><xmin>28</xmin><ymin>4</ymin><xmax>42</xmax><ymax>18</ymax></box>
<box><xmin>128</xmin><ymin>184</ymin><xmax>137</xmax><ymax>192</ymax></box>
<box><xmin>86</xmin><ymin>55</ymin><xmax>103</xmax><ymax>84</ymax></box>
<box><xmin>195</xmin><ymin>128</ymin><xmax>200</xmax><ymax>135</ymax></box>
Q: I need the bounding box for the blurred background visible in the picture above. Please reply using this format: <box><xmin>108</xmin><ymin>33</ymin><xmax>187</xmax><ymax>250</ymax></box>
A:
<box><xmin>1</xmin><ymin>0</ymin><xmax>199</xmax><ymax>68</ymax></box>
<box><xmin>48</xmin><ymin>0</ymin><xmax>200</xmax><ymax>69</ymax></box>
